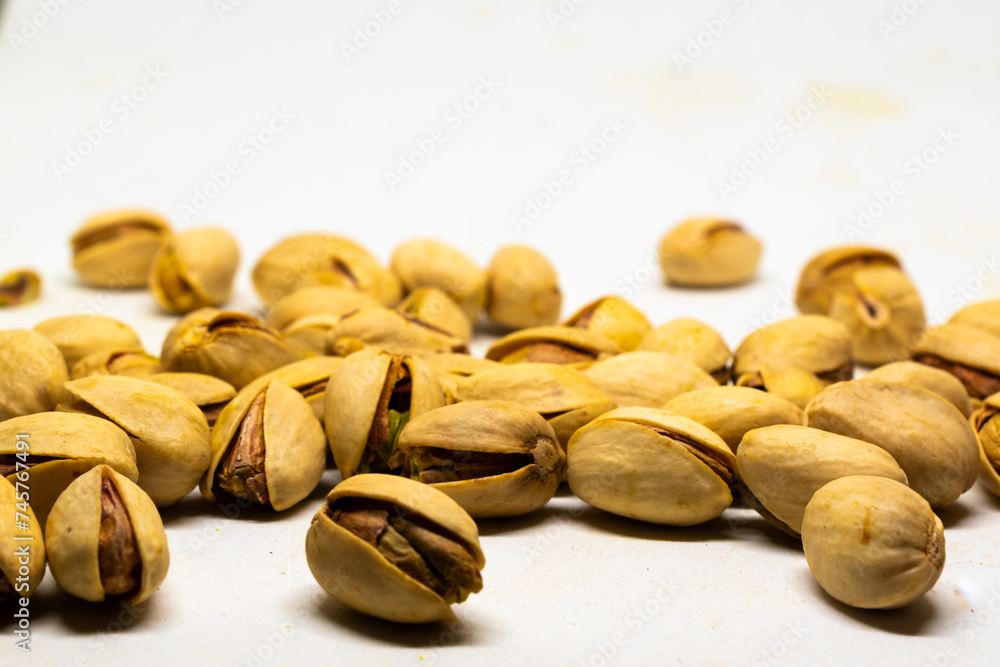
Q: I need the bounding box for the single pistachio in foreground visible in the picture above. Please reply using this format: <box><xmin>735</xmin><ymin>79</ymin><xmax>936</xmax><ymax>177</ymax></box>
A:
<box><xmin>733</xmin><ymin>315</ymin><xmax>854</xmax><ymax>386</ymax></box>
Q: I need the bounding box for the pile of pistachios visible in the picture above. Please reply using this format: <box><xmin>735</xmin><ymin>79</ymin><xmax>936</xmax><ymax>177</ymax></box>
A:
<box><xmin>2</xmin><ymin>211</ymin><xmax>1000</xmax><ymax>622</ymax></box>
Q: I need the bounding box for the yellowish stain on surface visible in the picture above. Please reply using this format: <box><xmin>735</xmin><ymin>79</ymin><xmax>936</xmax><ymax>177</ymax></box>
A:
<box><xmin>822</xmin><ymin>85</ymin><xmax>906</xmax><ymax>119</ymax></box>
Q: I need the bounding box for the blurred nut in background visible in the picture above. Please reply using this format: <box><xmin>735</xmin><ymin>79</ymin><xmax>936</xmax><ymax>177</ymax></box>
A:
<box><xmin>801</xmin><ymin>475</ymin><xmax>945</xmax><ymax>609</ymax></box>
<box><xmin>264</xmin><ymin>285</ymin><xmax>383</xmax><ymax>331</ymax></box>
<box><xmin>35</xmin><ymin>315</ymin><xmax>143</xmax><ymax>368</ymax></box>
<box><xmin>486</xmin><ymin>325</ymin><xmax>620</xmax><ymax>367</ymax></box>
<box><xmin>972</xmin><ymin>392</ymin><xmax>1000</xmax><ymax>497</ymax></box>
<box><xmin>160</xmin><ymin>308</ymin><xmax>296</xmax><ymax>389</ymax></box>
<box><xmin>796</xmin><ymin>245</ymin><xmax>901</xmax><ymax>314</ymax></box>
<box><xmin>0</xmin><ymin>268</ymin><xmax>41</xmax><ymax>307</ymax></box>
<box><xmin>70</xmin><ymin>348</ymin><xmax>162</xmax><ymax>380</ymax></box>
<box><xmin>583</xmin><ymin>351</ymin><xmax>717</xmax><ymax>408</ymax></box>
<box><xmin>862</xmin><ymin>360</ymin><xmax>974</xmax><ymax>418</ymax></box>
<box><xmin>949</xmin><ymin>300</ymin><xmax>1000</xmax><ymax>338</ymax></box>
<box><xmin>150</xmin><ymin>226</ymin><xmax>240</xmax><ymax>313</ymax></box>
<box><xmin>562</xmin><ymin>296</ymin><xmax>651</xmax><ymax>352</ymax></box>
<box><xmin>567</xmin><ymin>407</ymin><xmax>737</xmax><ymax>526</ymax></box>
<box><xmin>0</xmin><ymin>329</ymin><xmax>68</xmax><ymax>421</ymax></box>
<box><xmin>398</xmin><ymin>400</ymin><xmax>565</xmax><ymax>518</ymax></box>
<box><xmin>637</xmin><ymin>318</ymin><xmax>731</xmax><ymax>383</ymax></box>
<box><xmin>70</xmin><ymin>209</ymin><xmax>172</xmax><ymax>288</ymax></box>
<box><xmin>45</xmin><ymin>465</ymin><xmax>169</xmax><ymax>604</ymax></box>
<box><xmin>658</xmin><ymin>218</ymin><xmax>762</xmax><ymax>287</ymax></box>
<box><xmin>1</xmin><ymin>476</ymin><xmax>45</xmax><ymax>600</ymax></box>
<box><xmin>397</xmin><ymin>286</ymin><xmax>473</xmax><ymax>343</ymax></box>
<box><xmin>391</xmin><ymin>239</ymin><xmax>486</xmax><ymax>321</ymax></box>
<box><xmin>305</xmin><ymin>474</ymin><xmax>484</xmax><ymax>623</ymax></box>
<box><xmin>911</xmin><ymin>323</ymin><xmax>1000</xmax><ymax>401</ymax></box>
<box><xmin>325</xmin><ymin>307</ymin><xmax>469</xmax><ymax>358</ymax></box>
<box><xmin>485</xmin><ymin>245</ymin><xmax>562</xmax><ymax>330</ymax></box>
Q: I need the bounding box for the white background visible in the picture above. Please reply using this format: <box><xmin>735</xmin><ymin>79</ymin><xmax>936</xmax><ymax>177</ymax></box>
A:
<box><xmin>1</xmin><ymin>0</ymin><xmax>1000</xmax><ymax>665</ymax></box>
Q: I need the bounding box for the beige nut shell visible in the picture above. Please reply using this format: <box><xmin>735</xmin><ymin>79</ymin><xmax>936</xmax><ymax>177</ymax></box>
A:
<box><xmin>733</xmin><ymin>315</ymin><xmax>853</xmax><ymax>381</ymax></box>
<box><xmin>486</xmin><ymin>326</ymin><xmax>621</xmax><ymax>366</ymax></box>
<box><xmin>658</xmin><ymin>218</ymin><xmax>762</xmax><ymax>287</ymax></box>
<box><xmin>0</xmin><ymin>329</ymin><xmax>68</xmax><ymax>421</ymax></box>
<box><xmin>863</xmin><ymin>361</ymin><xmax>974</xmax><ymax>418</ymax></box>
<box><xmin>70</xmin><ymin>209</ymin><xmax>172</xmax><ymax>288</ymax></box>
<box><xmin>485</xmin><ymin>245</ymin><xmax>562</xmax><ymax>330</ymax></box>
<box><xmin>391</xmin><ymin>239</ymin><xmax>486</xmax><ymax>321</ymax></box>
<box><xmin>265</xmin><ymin>286</ymin><xmax>383</xmax><ymax>331</ymax></box>
<box><xmin>34</xmin><ymin>315</ymin><xmax>143</xmax><ymax>369</ymax></box>
<box><xmin>584</xmin><ymin>351</ymin><xmax>717</xmax><ymax>408</ymax></box>
<box><xmin>562</xmin><ymin>297</ymin><xmax>652</xmax><ymax>352</ymax></box>
<box><xmin>0</xmin><ymin>476</ymin><xmax>45</xmax><ymax>597</ymax></box>
<box><xmin>150</xmin><ymin>227</ymin><xmax>240</xmax><ymax>313</ymax></box>
<box><xmin>637</xmin><ymin>318</ymin><xmax>731</xmax><ymax>383</ymax></box>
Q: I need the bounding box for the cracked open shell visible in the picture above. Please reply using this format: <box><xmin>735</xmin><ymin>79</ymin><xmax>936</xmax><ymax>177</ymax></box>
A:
<box><xmin>264</xmin><ymin>285</ymin><xmax>383</xmax><ymax>331</ymax></box>
<box><xmin>949</xmin><ymin>300</ymin><xmax>1000</xmax><ymax>338</ymax></box>
<box><xmin>35</xmin><ymin>315</ymin><xmax>143</xmax><ymax>369</ymax></box>
<box><xmin>973</xmin><ymin>392</ymin><xmax>1000</xmax><ymax>497</ymax></box>
<box><xmin>326</xmin><ymin>308</ymin><xmax>469</xmax><ymax>358</ymax></box>
<box><xmin>70</xmin><ymin>209</ymin><xmax>172</xmax><ymax>288</ymax></box>
<box><xmin>911</xmin><ymin>323</ymin><xmax>1000</xmax><ymax>402</ymax></box>
<box><xmin>562</xmin><ymin>296</ymin><xmax>651</xmax><ymax>352</ymax></box>
<box><xmin>795</xmin><ymin>245</ymin><xmax>901</xmax><ymax>314</ymax></box>
<box><xmin>862</xmin><ymin>361</ymin><xmax>974</xmax><ymax>418</ymax></box>
<box><xmin>150</xmin><ymin>226</ymin><xmax>240</xmax><ymax>313</ymax></box>
<box><xmin>144</xmin><ymin>372</ymin><xmax>237</xmax><ymax>427</ymax></box>
<box><xmin>658</xmin><ymin>218</ymin><xmax>762</xmax><ymax>287</ymax></box>
<box><xmin>69</xmin><ymin>348</ymin><xmax>162</xmax><ymax>380</ymax></box>
<box><xmin>486</xmin><ymin>325</ymin><xmax>620</xmax><ymax>368</ymax></box>
<box><xmin>0</xmin><ymin>476</ymin><xmax>45</xmax><ymax>599</ymax></box>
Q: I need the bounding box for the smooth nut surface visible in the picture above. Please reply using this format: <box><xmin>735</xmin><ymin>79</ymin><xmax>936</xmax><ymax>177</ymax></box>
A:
<box><xmin>70</xmin><ymin>209</ymin><xmax>172</xmax><ymax>288</ymax></box>
<box><xmin>485</xmin><ymin>245</ymin><xmax>562</xmax><ymax>330</ymax></box>
<box><xmin>801</xmin><ymin>475</ymin><xmax>945</xmax><ymax>609</ymax></box>
<box><xmin>735</xmin><ymin>364</ymin><xmax>828</xmax><ymax>411</ymax></box>
<box><xmin>637</xmin><ymin>319</ymin><xmax>731</xmax><ymax>383</ymax></box>
<box><xmin>949</xmin><ymin>300</ymin><xmax>1000</xmax><ymax>338</ymax></box>
<box><xmin>35</xmin><ymin>315</ymin><xmax>143</xmax><ymax>368</ymax></box>
<box><xmin>144</xmin><ymin>372</ymin><xmax>236</xmax><ymax>428</ymax></box>
<box><xmin>562</xmin><ymin>297</ymin><xmax>651</xmax><ymax>352</ymax></box>
<box><xmin>0</xmin><ymin>476</ymin><xmax>45</xmax><ymax>600</ymax></box>
<box><xmin>583</xmin><ymin>351</ymin><xmax>717</xmax><ymax>408</ymax></box>
<box><xmin>733</xmin><ymin>315</ymin><xmax>854</xmax><ymax>385</ymax></box>
<box><xmin>265</xmin><ymin>286</ymin><xmax>383</xmax><ymax>331</ymax></box>
<box><xmin>862</xmin><ymin>360</ymin><xmax>974</xmax><ymax>418</ymax></box>
<box><xmin>391</xmin><ymin>239</ymin><xmax>486</xmax><ymax>321</ymax></box>
<box><xmin>150</xmin><ymin>226</ymin><xmax>240</xmax><ymax>313</ymax></box>
<box><xmin>305</xmin><ymin>474</ymin><xmax>484</xmax><ymax>623</ymax></box>
<box><xmin>0</xmin><ymin>329</ymin><xmax>68</xmax><ymax>421</ymax></box>
<box><xmin>658</xmin><ymin>218</ymin><xmax>761</xmax><ymax>287</ymax></box>
<box><xmin>911</xmin><ymin>323</ymin><xmax>1000</xmax><ymax>401</ymax></box>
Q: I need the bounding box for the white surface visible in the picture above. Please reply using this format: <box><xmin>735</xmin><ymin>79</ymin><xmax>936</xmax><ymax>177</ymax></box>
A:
<box><xmin>2</xmin><ymin>0</ymin><xmax>1000</xmax><ymax>665</ymax></box>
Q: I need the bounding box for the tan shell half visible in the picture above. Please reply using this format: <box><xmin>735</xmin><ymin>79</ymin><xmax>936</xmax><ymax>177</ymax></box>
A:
<box><xmin>658</xmin><ymin>218</ymin><xmax>762</xmax><ymax>287</ymax></box>
<box><xmin>34</xmin><ymin>315</ymin><xmax>143</xmax><ymax>368</ymax></box>
<box><xmin>863</xmin><ymin>361</ymin><xmax>974</xmax><ymax>418</ymax></box>
<box><xmin>949</xmin><ymin>300</ymin><xmax>1000</xmax><ymax>338</ymax></box>
<box><xmin>973</xmin><ymin>393</ymin><xmax>1000</xmax><ymax>497</ymax></box>
<box><xmin>911</xmin><ymin>323</ymin><xmax>1000</xmax><ymax>399</ymax></box>
<box><xmin>391</xmin><ymin>239</ymin><xmax>486</xmax><ymax>321</ymax></box>
<box><xmin>733</xmin><ymin>315</ymin><xmax>853</xmax><ymax>382</ymax></box>
<box><xmin>0</xmin><ymin>476</ymin><xmax>45</xmax><ymax>598</ymax></box>
<box><xmin>265</xmin><ymin>285</ymin><xmax>384</xmax><ymax>331</ymax></box>
<box><xmin>397</xmin><ymin>286</ymin><xmax>473</xmax><ymax>343</ymax></box>
<box><xmin>0</xmin><ymin>329</ymin><xmax>68</xmax><ymax>421</ymax></box>
<box><xmin>486</xmin><ymin>326</ymin><xmax>620</xmax><ymax>368</ymax></box>
<box><xmin>144</xmin><ymin>373</ymin><xmax>237</xmax><ymax>411</ymax></box>
<box><xmin>795</xmin><ymin>245</ymin><xmax>901</xmax><ymax>314</ymax></box>
<box><xmin>229</xmin><ymin>355</ymin><xmax>343</xmax><ymax>425</ymax></box>
<box><xmin>45</xmin><ymin>465</ymin><xmax>169</xmax><ymax>604</ymax></box>
<box><xmin>562</xmin><ymin>296</ymin><xmax>651</xmax><ymax>352</ymax></box>
<box><xmin>70</xmin><ymin>209</ymin><xmax>172</xmax><ymax>288</ymax></box>
<box><xmin>305</xmin><ymin>474</ymin><xmax>484</xmax><ymax>623</ymax></box>
<box><xmin>735</xmin><ymin>364</ymin><xmax>828</xmax><ymax>411</ymax></box>
<box><xmin>485</xmin><ymin>245</ymin><xmax>562</xmax><ymax>330</ymax></box>
<box><xmin>584</xmin><ymin>351</ymin><xmax>717</xmax><ymax>408</ymax></box>
<box><xmin>325</xmin><ymin>308</ymin><xmax>469</xmax><ymax>358</ymax></box>
<box><xmin>70</xmin><ymin>348</ymin><xmax>162</xmax><ymax>380</ymax></box>
<box><xmin>150</xmin><ymin>226</ymin><xmax>240</xmax><ymax>313</ymax></box>
<box><xmin>637</xmin><ymin>318</ymin><xmax>731</xmax><ymax>383</ymax></box>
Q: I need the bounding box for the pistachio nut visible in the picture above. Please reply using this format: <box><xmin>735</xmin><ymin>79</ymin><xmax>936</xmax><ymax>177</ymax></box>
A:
<box><xmin>795</xmin><ymin>245</ymin><xmax>901</xmax><ymax>314</ymax></box>
<box><xmin>567</xmin><ymin>407</ymin><xmax>737</xmax><ymax>525</ymax></box>
<box><xmin>397</xmin><ymin>286</ymin><xmax>473</xmax><ymax>343</ymax></box>
<box><xmin>0</xmin><ymin>268</ymin><xmax>41</xmax><ymax>307</ymax></box>
<box><xmin>662</xmin><ymin>386</ymin><xmax>805</xmax><ymax>453</ymax></box>
<box><xmin>736</xmin><ymin>425</ymin><xmax>907</xmax><ymax>537</ymax></box>
<box><xmin>252</xmin><ymin>233</ymin><xmax>401</xmax><ymax>307</ymax></box>
<box><xmin>452</xmin><ymin>363</ymin><xmax>616</xmax><ymax>449</ymax></box>
<box><xmin>150</xmin><ymin>226</ymin><xmax>240</xmax><ymax>313</ymax></box>
<box><xmin>736</xmin><ymin>364</ymin><xmax>827</xmax><ymax>410</ymax></box>
<box><xmin>397</xmin><ymin>401</ymin><xmax>566</xmax><ymax>518</ymax></box>
<box><xmin>264</xmin><ymin>285</ymin><xmax>383</xmax><ymax>331</ymax></box>
<box><xmin>583</xmin><ymin>351</ymin><xmax>717</xmax><ymax>408</ymax></box>
<box><xmin>658</xmin><ymin>217</ymin><xmax>762</xmax><ymax>287</ymax></box>
<box><xmin>486</xmin><ymin>326</ymin><xmax>620</xmax><ymax>368</ymax></box>
<box><xmin>70</xmin><ymin>209</ymin><xmax>172</xmax><ymax>288</ymax></box>
<box><xmin>61</xmin><ymin>376</ymin><xmax>211</xmax><ymax>507</ymax></box>
<box><xmin>422</xmin><ymin>353</ymin><xmax>499</xmax><ymax>404</ymax></box>
<box><xmin>949</xmin><ymin>300</ymin><xmax>1000</xmax><ymax>338</ymax></box>
<box><xmin>145</xmin><ymin>372</ymin><xmax>237</xmax><ymax>428</ymax></box>
<box><xmin>305</xmin><ymin>473</ymin><xmax>485</xmax><ymax>623</ymax></box>
<box><xmin>160</xmin><ymin>308</ymin><xmax>296</xmax><ymax>389</ymax></box>
<box><xmin>637</xmin><ymin>319</ymin><xmax>732</xmax><ymax>383</ymax></box>
<box><xmin>391</xmin><ymin>239</ymin><xmax>486</xmax><ymax>321</ymax></box>
<box><xmin>733</xmin><ymin>315</ymin><xmax>854</xmax><ymax>386</ymax></box>
<box><xmin>0</xmin><ymin>476</ymin><xmax>45</xmax><ymax>600</ymax></box>
<box><xmin>911</xmin><ymin>323</ymin><xmax>1000</xmax><ymax>401</ymax></box>
<box><xmin>485</xmin><ymin>245</ymin><xmax>562</xmax><ymax>330</ymax></box>
<box><xmin>972</xmin><ymin>392</ymin><xmax>1000</xmax><ymax>497</ymax></box>
<box><xmin>325</xmin><ymin>348</ymin><xmax>445</xmax><ymax>478</ymax></box>
<box><xmin>826</xmin><ymin>266</ymin><xmax>925</xmax><ymax>366</ymax></box>
<box><xmin>0</xmin><ymin>412</ymin><xmax>138</xmax><ymax>524</ymax></box>
<box><xmin>45</xmin><ymin>465</ymin><xmax>169</xmax><ymax>604</ymax></box>
<box><xmin>35</xmin><ymin>315</ymin><xmax>143</xmax><ymax>368</ymax></box>
<box><xmin>70</xmin><ymin>348</ymin><xmax>162</xmax><ymax>380</ymax></box>
<box><xmin>282</xmin><ymin>313</ymin><xmax>343</xmax><ymax>357</ymax></box>
<box><xmin>325</xmin><ymin>307</ymin><xmax>469</xmax><ymax>358</ymax></box>
<box><xmin>862</xmin><ymin>361</ymin><xmax>973</xmax><ymax>418</ymax></box>
<box><xmin>562</xmin><ymin>298</ymin><xmax>650</xmax><ymax>354</ymax></box>
<box><xmin>801</xmin><ymin>475</ymin><xmax>945</xmax><ymax>609</ymax></box>
<box><xmin>0</xmin><ymin>329</ymin><xmax>68</xmax><ymax>421</ymax></box>
<box><xmin>234</xmin><ymin>355</ymin><xmax>343</xmax><ymax>424</ymax></box>
<box><xmin>806</xmin><ymin>380</ymin><xmax>979</xmax><ymax>507</ymax></box>
<box><xmin>202</xmin><ymin>380</ymin><xmax>327</xmax><ymax>511</ymax></box>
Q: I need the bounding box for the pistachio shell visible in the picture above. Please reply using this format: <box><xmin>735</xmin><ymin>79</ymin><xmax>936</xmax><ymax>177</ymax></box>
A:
<box><xmin>0</xmin><ymin>268</ymin><xmax>41</xmax><ymax>306</ymax></box>
<box><xmin>325</xmin><ymin>307</ymin><xmax>469</xmax><ymax>358</ymax></box>
<box><xmin>658</xmin><ymin>218</ymin><xmax>761</xmax><ymax>287</ymax></box>
<box><xmin>45</xmin><ymin>465</ymin><xmax>169</xmax><ymax>604</ymax></box>
<box><xmin>583</xmin><ymin>351</ymin><xmax>717</xmax><ymax>408</ymax></box>
<box><xmin>0</xmin><ymin>476</ymin><xmax>45</xmax><ymax>599</ymax></box>
<box><xmin>265</xmin><ymin>286</ymin><xmax>384</xmax><ymax>331</ymax></box>
<box><xmin>422</xmin><ymin>353</ymin><xmax>499</xmax><ymax>404</ymax></box>
<box><xmin>391</xmin><ymin>239</ymin><xmax>486</xmax><ymax>321</ymax></box>
<box><xmin>306</xmin><ymin>474</ymin><xmax>484</xmax><ymax>623</ymax></box>
<box><xmin>160</xmin><ymin>308</ymin><xmax>296</xmax><ymax>389</ymax></box>
<box><xmin>252</xmin><ymin>234</ymin><xmax>401</xmax><ymax>307</ymax></box>
<box><xmin>0</xmin><ymin>329</ymin><xmax>68</xmax><ymax>421</ymax></box>
<box><xmin>735</xmin><ymin>364</ymin><xmax>827</xmax><ymax>411</ymax></box>
<box><xmin>806</xmin><ymin>380</ymin><xmax>980</xmax><ymax>507</ymax></box>
<box><xmin>62</xmin><ymin>376</ymin><xmax>211</xmax><ymax>507</ymax></box>
<box><xmin>35</xmin><ymin>315</ymin><xmax>143</xmax><ymax>368</ymax></box>
<box><xmin>972</xmin><ymin>393</ymin><xmax>1000</xmax><ymax>497</ymax></box>
<box><xmin>150</xmin><ymin>227</ymin><xmax>240</xmax><ymax>313</ymax></box>
<box><xmin>637</xmin><ymin>319</ymin><xmax>731</xmax><ymax>383</ymax></box>
<box><xmin>911</xmin><ymin>323</ymin><xmax>1000</xmax><ymax>400</ymax></box>
<box><xmin>70</xmin><ymin>210</ymin><xmax>172</xmax><ymax>288</ymax></box>
<box><xmin>801</xmin><ymin>475</ymin><xmax>944</xmax><ymax>609</ymax></box>
<box><xmin>795</xmin><ymin>245</ymin><xmax>901</xmax><ymax>314</ymax></box>
<box><xmin>662</xmin><ymin>386</ymin><xmax>805</xmax><ymax>452</ymax></box>
<box><xmin>486</xmin><ymin>326</ymin><xmax>620</xmax><ymax>368</ymax></box>
<box><xmin>144</xmin><ymin>372</ymin><xmax>236</xmax><ymax>427</ymax></box>
<box><xmin>324</xmin><ymin>348</ymin><xmax>445</xmax><ymax>478</ymax></box>
<box><xmin>485</xmin><ymin>245</ymin><xmax>561</xmax><ymax>330</ymax></box>
<box><xmin>949</xmin><ymin>300</ymin><xmax>1000</xmax><ymax>338</ymax></box>
<box><xmin>70</xmin><ymin>348</ymin><xmax>162</xmax><ymax>380</ymax></box>
<box><xmin>863</xmin><ymin>361</ymin><xmax>973</xmax><ymax>418</ymax></box>
<box><xmin>0</xmin><ymin>412</ymin><xmax>138</xmax><ymax>523</ymax></box>
<box><xmin>282</xmin><ymin>313</ymin><xmax>343</xmax><ymax>356</ymax></box>
<box><xmin>733</xmin><ymin>315</ymin><xmax>854</xmax><ymax>384</ymax></box>
<box><xmin>567</xmin><ymin>407</ymin><xmax>737</xmax><ymax>525</ymax></box>
<box><xmin>397</xmin><ymin>286</ymin><xmax>473</xmax><ymax>343</ymax></box>
<box><xmin>563</xmin><ymin>297</ymin><xmax>651</xmax><ymax>352</ymax></box>
<box><xmin>397</xmin><ymin>400</ymin><xmax>565</xmax><ymax>518</ymax></box>
<box><xmin>736</xmin><ymin>425</ymin><xmax>907</xmax><ymax>536</ymax></box>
